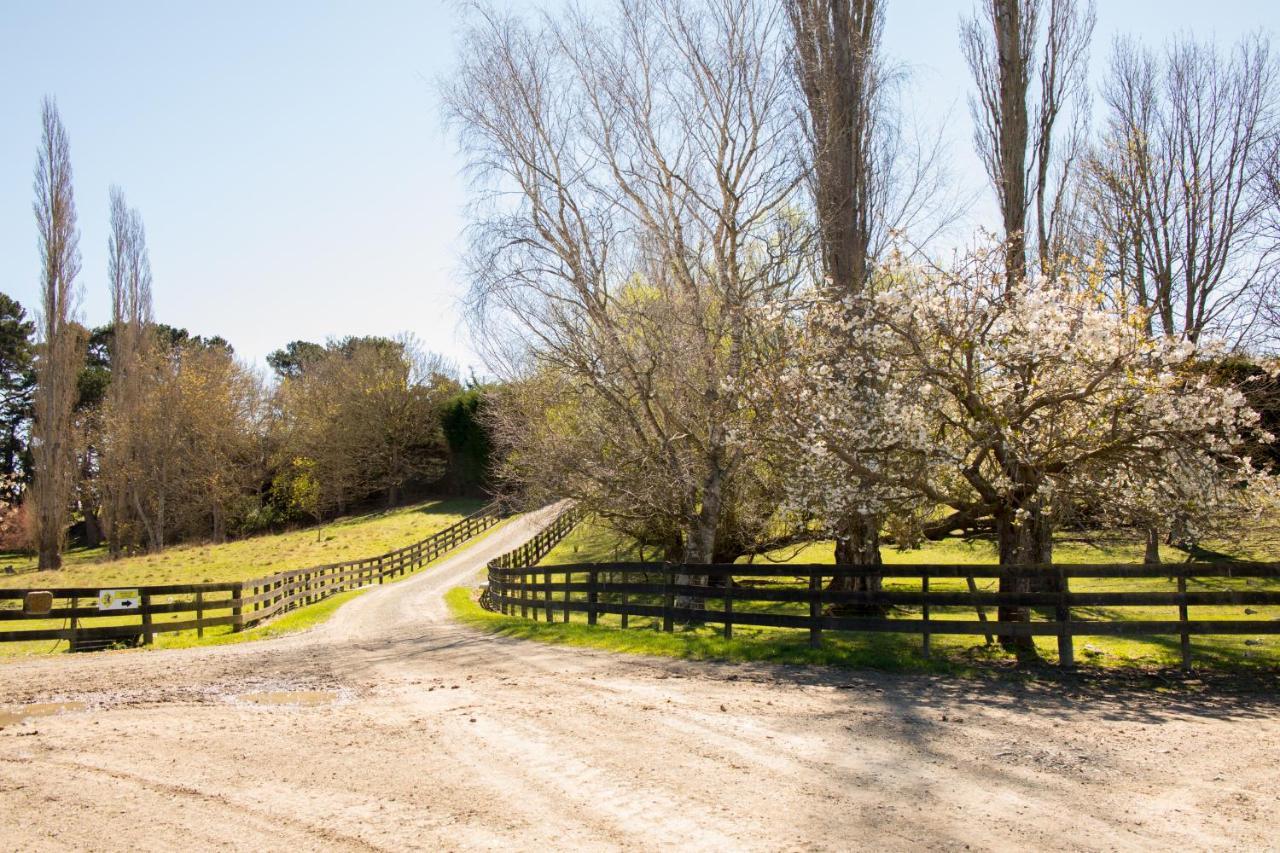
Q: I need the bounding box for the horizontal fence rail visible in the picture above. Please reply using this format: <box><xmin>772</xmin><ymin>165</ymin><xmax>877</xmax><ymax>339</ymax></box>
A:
<box><xmin>485</xmin><ymin>561</ymin><xmax>1280</xmax><ymax>669</ymax></box>
<box><xmin>0</xmin><ymin>501</ymin><xmax>506</xmax><ymax>651</ymax></box>
<box><xmin>490</xmin><ymin>504</ymin><xmax>582</xmax><ymax>571</ymax></box>
<box><xmin>480</xmin><ymin>503</ymin><xmax>582</xmax><ymax>610</ymax></box>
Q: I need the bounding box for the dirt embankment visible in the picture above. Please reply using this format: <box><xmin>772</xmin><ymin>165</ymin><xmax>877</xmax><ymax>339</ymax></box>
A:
<box><xmin>2</xmin><ymin>507</ymin><xmax>1277</xmax><ymax>852</ymax></box>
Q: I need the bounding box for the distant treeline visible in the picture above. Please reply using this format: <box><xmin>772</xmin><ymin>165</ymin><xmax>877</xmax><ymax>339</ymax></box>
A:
<box><xmin>0</xmin><ymin>295</ymin><xmax>494</xmax><ymax>555</ymax></box>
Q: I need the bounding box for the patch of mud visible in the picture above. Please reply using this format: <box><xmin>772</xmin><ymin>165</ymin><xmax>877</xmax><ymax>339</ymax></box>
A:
<box><xmin>0</xmin><ymin>701</ymin><xmax>87</xmax><ymax>727</ymax></box>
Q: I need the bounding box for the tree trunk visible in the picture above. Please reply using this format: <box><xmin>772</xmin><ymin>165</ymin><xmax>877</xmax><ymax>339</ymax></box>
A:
<box><xmin>82</xmin><ymin>509</ymin><xmax>104</xmax><ymax>548</ymax></box>
<box><xmin>995</xmin><ymin>503</ymin><xmax>1052</xmax><ymax>660</ymax></box>
<box><xmin>678</xmin><ymin>473</ymin><xmax>724</xmax><ymax>616</ymax></box>
<box><xmin>1143</xmin><ymin>527</ymin><xmax>1161</xmax><ymax>565</ymax></box>
<box><xmin>38</xmin><ymin>541</ymin><xmax>62</xmax><ymax>570</ymax></box>
<box><xmin>132</xmin><ymin>490</ymin><xmax>159</xmax><ymax>556</ymax></box>
<box><xmin>155</xmin><ymin>490</ymin><xmax>166</xmax><ymax>552</ymax></box>
<box><xmin>212</xmin><ymin>503</ymin><xmax>226</xmax><ymax>544</ymax></box>
<box><xmin>107</xmin><ymin>513</ymin><xmax>122</xmax><ymax>560</ymax></box>
<box><xmin>1167</xmin><ymin>515</ymin><xmax>1190</xmax><ymax>552</ymax></box>
<box><xmin>828</xmin><ymin>512</ymin><xmax>884</xmax><ymax>615</ymax></box>
<box><xmin>993</xmin><ymin>0</ymin><xmax>1029</xmax><ymax>291</ymax></box>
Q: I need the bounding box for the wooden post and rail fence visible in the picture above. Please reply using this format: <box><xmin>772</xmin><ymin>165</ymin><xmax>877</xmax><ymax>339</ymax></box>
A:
<box><xmin>0</xmin><ymin>501</ymin><xmax>506</xmax><ymax>652</ymax></box>
<box><xmin>484</xmin><ymin>509</ymin><xmax>1280</xmax><ymax>670</ymax></box>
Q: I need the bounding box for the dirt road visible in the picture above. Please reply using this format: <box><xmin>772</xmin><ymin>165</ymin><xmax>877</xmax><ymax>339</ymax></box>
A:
<box><xmin>2</xmin><ymin>507</ymin><xmax>1277</xmax><ymax>852</ymax></box>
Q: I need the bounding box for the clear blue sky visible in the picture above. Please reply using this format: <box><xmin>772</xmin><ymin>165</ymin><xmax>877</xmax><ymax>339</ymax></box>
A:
<box><xmin>2</xmin><ymin>1</ymin><xmax>1274</xmax><ymax>375</ymax></box>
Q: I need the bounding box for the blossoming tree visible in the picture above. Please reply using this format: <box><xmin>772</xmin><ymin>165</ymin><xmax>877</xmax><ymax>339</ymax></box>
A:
<box><xmin>763</xmin><ymin>247</ymin><xmax>1276</xmax><ymax>654</ymax></box>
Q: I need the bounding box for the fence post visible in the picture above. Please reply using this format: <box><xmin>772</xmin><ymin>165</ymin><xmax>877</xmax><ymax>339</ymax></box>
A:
<box><xmin>69</xmin><ymin>595</ymin><xmax>78</xmax><ymax>651</ymax></box>
<box><xmin>1177</xmin><ymin>574</ymin><xmax>1192</xmax><ymax>671</ymax></box>
<box><xmin>232</xmin><ymin>583</ymin><xmax>244</xmax><ymax>632</ymax></box>
<box><xmin>808</xmin><ymin>570</ymin><xmax>822</xmax><ymax>649</ymax></box>
<box><xmin>1056</xmin><ymin>565</ymin><xmax>1074</xmax><ymax>668</ymax></box>
<box><xmin>620</xmin><ymin>571</ymin><xmax>629</xmax><ymax>630</ymax></box>
<box><xmin>663</xmin><ymin>564</ymin><xmax>674</xmax><ymax>633</ymax></box>
<box><xmin>588</xmin><ymin>569</ymin><xmax>598</xmax><ymax>626</ymax></box>
<box><xmin>521</xmin><ymin>567</ymin><xmax>529</xmax><ymax>619</ymax></box>
<box><xmin>921</xmin><ymin>571</ymin><xmax>931</xmax><ymax>660</ymax></box>
<box><xmin>544</xmin><ymin>568</ymin><xmax>553</xmax><ymax>622</ymax></box>
<box><xmin>196</xmin><ymin>590</ymin><xmax>204</xmax><ymax>638</ymax></box>
<box><xmin>563</xmin><ymin>569</ymin><xmax>571</xmax><ymax>623</ymax></box>
<box><xmin>723</xmin><ymin>574</ymin><xmax>733</xmax><ymax>640</ymax></box>
<box><xmin>141</xmin><ymin>592</ymin><xmax>154</xmax><ymax>646</ymax></box>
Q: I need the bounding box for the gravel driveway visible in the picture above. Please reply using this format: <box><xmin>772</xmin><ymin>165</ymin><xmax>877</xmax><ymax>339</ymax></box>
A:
<box><xmin>2</xmin><ymin>506</ymin><xmax>1276</xmax><ymax>851</ymax></box>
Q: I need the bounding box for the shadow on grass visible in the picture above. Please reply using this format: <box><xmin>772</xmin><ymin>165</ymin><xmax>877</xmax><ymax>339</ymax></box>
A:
<box><xmin>415</xmin><ymin>498</ymin><xmax>485</xmax><ymax>518</ymax></box>
<box><xmin>447</xmin><ymin>587</ymin><xmax>1280</xmax><ymax>724</ymax></box>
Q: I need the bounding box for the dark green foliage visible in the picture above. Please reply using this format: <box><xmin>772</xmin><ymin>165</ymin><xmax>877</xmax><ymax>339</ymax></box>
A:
<box><xmin>76</xmin><ymin>325</ymin><xmax>112</xmax><ymax>412</ymax></box>
<box><xmin>153</xmin><ymin>323</ymin><xmax>233</xmax><ymax>355</ymax></box>
<box><xmin>331</xmin><ymin>335</ymin><xmax>401</xmax><ymax>359</ymax></box>
<box><xmin>267</xmin><ymin>339</ymin><xmax>327</xmax><ymax>378</ymax></box>
<box><xmin>72</xmin><ymin>322</ymin><xmax>234</xmax><ymax>415</ymax></box>
<box><xmin>84</xmin><ymin>324</ymin><xmax>112</xmax><ymax>369</ymax></box>
<box><xmin>0</xmin><ymin>294</ymin><xmax>35</xmax><ymax>482</ymax></box>
<box><xmin>267</xmin><ymin>337</ymin><xmax>403</xmax><ymax>381</ymax></box>
<box><xmin>440</xmin><ymin>386</ymin><xmax>494</xmax><ymax>497</ymax></box>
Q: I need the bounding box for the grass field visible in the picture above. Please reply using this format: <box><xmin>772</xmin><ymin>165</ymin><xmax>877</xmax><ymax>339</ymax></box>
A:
<box><xmin>1</xmin><ymin>498</ymin><xmax>486</xmax><ymax>587</ymax></box>
<box><xmin>0</xmin><ymin>498</ymin><xmax>495</xmax><ymax>658</ymax></box>
<box><xmin>482</xmin><ymin>517</ymin><xmax>1280</xmax><ymax>673</ymax></box>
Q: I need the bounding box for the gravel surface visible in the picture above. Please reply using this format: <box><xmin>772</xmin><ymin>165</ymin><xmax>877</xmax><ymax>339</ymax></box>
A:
<box><xmin>2</xmin><ymin>506</ymin><xmax>1277</xmax><ymax>852</ymax></box>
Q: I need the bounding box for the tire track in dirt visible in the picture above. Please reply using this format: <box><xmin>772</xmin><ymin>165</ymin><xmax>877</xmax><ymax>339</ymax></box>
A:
<box><xmin>1</xmin><ymin>753</ymin><xmax>390</xmax><ymax>851</ymax></box>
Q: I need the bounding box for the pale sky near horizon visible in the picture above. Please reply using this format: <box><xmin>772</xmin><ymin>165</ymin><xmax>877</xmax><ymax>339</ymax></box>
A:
<box><xmin>1</xmin><ymin>1</ymin><xmax>1275</xmax><ymax>377</ymax></box>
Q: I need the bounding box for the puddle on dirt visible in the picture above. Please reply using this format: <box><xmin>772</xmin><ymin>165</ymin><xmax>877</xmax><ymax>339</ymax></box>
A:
<box><xmin>235</xmin><ymin>690</ymin><xmax>338</xmax><ymax>707</ymax></box>
<box><xmin>0</xmin><ymin>701</ymin><xmax>87</xmax><ymax>727</ymax></box>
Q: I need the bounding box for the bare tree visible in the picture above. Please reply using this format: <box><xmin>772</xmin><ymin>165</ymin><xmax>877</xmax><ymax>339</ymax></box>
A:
<box><xmin>447</xmin><ymin>0</ymin><xmax>808</xmax><ymax>606</ymax></box>
<box><xmin>30</xmin><ymin>98</ymin><xmax>84</xmax><ymax>569</ymax></box>
<box><xmin>1086</xmin><ymin>34</ymin><xmax>1280</xmax><ymax>347</ymax></box>
<box><xmin>961</xmin><ymin>0</ymin><xmax>1095</xmax><ymax>287</ymax></box>
<box><xmin>126</xmin><ymin>337</ymin><xmax>263</xmax><ymax>551</ymax></box>
<box><xmin>1262</xmin><ymin>139</ymin><xmax>1280</xmax><ymax>337</ymax></box>
<box><xmin>789</xmin><ymin>0</ymin><xmax>881</xmax><ymax>297</ymax></box>
<box><xmin>101</xmin><ymin>186</ymin><xmax>154</xmax><ymax>557</ymax></box>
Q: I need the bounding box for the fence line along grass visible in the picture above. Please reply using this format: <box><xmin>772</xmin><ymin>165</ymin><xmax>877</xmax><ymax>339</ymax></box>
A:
<box><xmin>0</xmin><ymin>501</ymin><xmax>507</xmax><ymax>655</ymax></box>
<box><xmin>0</xmin><ymin>498</ymin><xmax>489</xmax><ymax>588</ymax></box>
<box><xmin>480</xmin><ymin>515</ymin><xmax>1280</xmax><ymax>673</ymax></box>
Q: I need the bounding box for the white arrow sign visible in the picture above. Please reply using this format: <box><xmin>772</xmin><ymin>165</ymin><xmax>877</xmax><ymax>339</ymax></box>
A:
<box><xmin>99</xmin><ymin>589</ymin><xmax>141</xmax><ymax>611</ymax></box>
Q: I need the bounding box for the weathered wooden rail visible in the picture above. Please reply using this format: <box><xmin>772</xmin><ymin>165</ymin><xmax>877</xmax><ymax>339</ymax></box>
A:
<box><xmin>0</xmin><ymin>501</ymin><xmax>505</xmax><ymax>651</ymax></box>
<box><xmin>490</xmin><ymin>504</ymin><xmax>582</xmax><ymax>571</ymax></box>
<box><xmin>486</xmin><ymin>559</ymin><xmax>1280</xmax><ymax>669</ymax></box>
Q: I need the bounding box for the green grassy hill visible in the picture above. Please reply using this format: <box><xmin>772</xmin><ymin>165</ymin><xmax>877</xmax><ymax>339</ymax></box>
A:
<box><xmin>1</xmin><ymin>498</ymin><xmax>486</xmax><ymax>589</ymax></box>
<box><xmin>0</xmin><ymin>499</ymin><xmax>494</xmax><ymax>658</ymax></box>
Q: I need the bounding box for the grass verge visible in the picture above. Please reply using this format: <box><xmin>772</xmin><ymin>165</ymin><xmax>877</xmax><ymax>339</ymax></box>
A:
<box><xmin>449</xmin><ymin>584</ymin><xmax>1280</xmax><ymax>679</ymax></box>
<box><xmin>447</xmin><ymin>586</ymin><xmax>964</xmax><ymax>673</ymax></box>
<box><xmin>500</xmin><ymin>518</ymin><xmax>1280</xmax><ymax>673</ymax></box>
